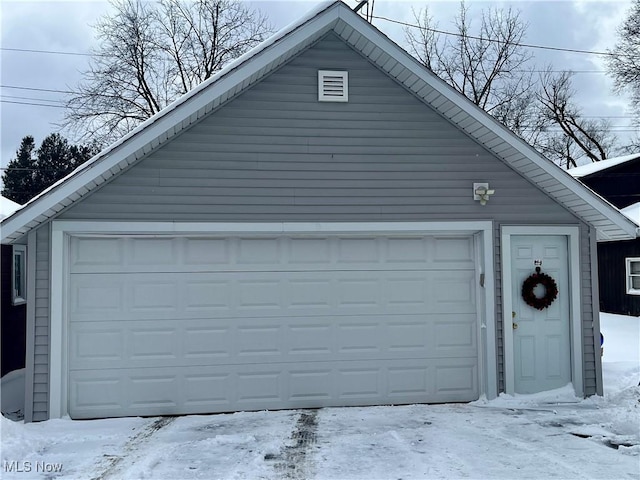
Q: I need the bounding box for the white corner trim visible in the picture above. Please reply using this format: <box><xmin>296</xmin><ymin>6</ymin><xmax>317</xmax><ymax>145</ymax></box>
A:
<box><xmin>476</xmin><ymin>230</ymin><xmax>497</xmax><ymax>400</ymax></box>
<box><xmin>48</xmin><ymin>219</ymin><xmax>497</xmax><ymax>416</ymax></box>
<box><xmin>49</xmin><ymin>224</ymin><xmax>65</xmax><ymax>418</ymax></box>
<box><xmin>500</xmin><ymin>226</ymin><xmax>583</xmax><ymax>396</ymax></box>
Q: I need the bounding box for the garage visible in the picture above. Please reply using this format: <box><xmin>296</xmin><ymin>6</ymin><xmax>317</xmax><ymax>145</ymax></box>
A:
<box><xmin>67</xmin><ymin>233</ymin><xmax>480</xmax><ymax>419</ymax></box>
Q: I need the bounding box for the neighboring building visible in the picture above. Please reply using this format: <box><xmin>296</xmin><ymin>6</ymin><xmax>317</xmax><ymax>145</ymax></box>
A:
<box><xmin>1</xmin><ymin>1</ymin><xmax>637</xmax><ymax>422</ymax></box>
<box><xmin>1</xmin><ymin>196</ymin><xmax>26</xmax><ymax>377</ymax></box>
<box><xmin>571</xmin><ymin>155</ymin><xmax>640</xmax><ymax>316</ymax></box>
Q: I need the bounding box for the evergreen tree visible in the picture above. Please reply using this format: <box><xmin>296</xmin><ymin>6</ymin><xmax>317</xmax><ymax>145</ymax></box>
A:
<box><xmin>2</xmin><ymin>134</ymin><xmax>98</xmax><ymax>204</ymax></box>
<box><xmin>2</xmin><ymin>136</ymin><xmax>37</xmax><ymax>205</ymax></box>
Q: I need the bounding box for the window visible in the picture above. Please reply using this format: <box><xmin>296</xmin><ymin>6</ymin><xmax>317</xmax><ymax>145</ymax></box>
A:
<box><xmin>12</xmin><ymin>245</ymin><xmax>26</xmax><ymax>305</ymax></box>
<box><xmin>626</xmin><ymin>257</ymin><xmax>640</xmax><ymax>295</ymax></box>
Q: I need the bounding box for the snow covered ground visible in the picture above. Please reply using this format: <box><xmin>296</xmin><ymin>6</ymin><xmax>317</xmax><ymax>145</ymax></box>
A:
<box><xmin>1</xmin><ymin>313</ymin><xmax>638</xmax><ymax>480</ymax></box>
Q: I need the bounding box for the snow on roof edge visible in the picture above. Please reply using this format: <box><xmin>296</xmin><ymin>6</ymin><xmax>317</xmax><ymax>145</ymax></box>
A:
<box><xmin>621</xmin><ymin>202</ymin><xmax>640</xmax><ymax>226</ymax></box>
<box><xmin>0</xmin><ymin>196</ymin><xmax>21</xmax><ymax>220</ymax></box>
<box><xmin>569</xmin><ymin>153</ymin><xmax>640</xmax><ymax>178</ymax></box>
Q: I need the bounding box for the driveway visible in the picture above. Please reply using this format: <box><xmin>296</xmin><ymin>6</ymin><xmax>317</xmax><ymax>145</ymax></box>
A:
<box><xmin>3</xmin><ymin>400</ymin><xmax>638</xmax><ymax>480</ymax></box>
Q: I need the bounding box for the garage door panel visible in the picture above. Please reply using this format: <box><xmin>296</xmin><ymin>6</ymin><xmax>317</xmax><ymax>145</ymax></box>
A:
<box><xmin>289</xmin><ymin>238</ymin><xmax>332</xmax><ymax>264</ymax></box>
<box><xmin>130</xmin><ymin>238</ymin><xmax>178</xmax><ymax>265</ymax></box>
<box><xmin>185</xmin><ymin>280</ymin><xmax>232</xmax><ymax>311</ymax></box>
<box><xmin>128</xmin><ymin>328</ymin><xmax>180</xmax><ymax>361</ymax></box>
<box><xmin>70</xmin><ymin>279</ymin><xmax>125</xmax><ymax>316</ymax></box>
<box><xmin>70</xmin><ymin>313</ymin><xmax>476</xmax><ymax>371</ymax></box>
<box><xmin>131</xmin><ymin>280</ymin><xmax>180</xmax><ymax>313</ymax></box>
<box><xmin>433</xmin><ymin>236</ymin><xmax>474</xmax><ymax>263</ymax></box>
<box><xmin>70</xmin><ymin>237</ymin><xmax>124</xmax><ymax>268</ymax></box>
<box><xmin>69</xmin><ymin>236</ymin><xmax>476</xmax><ymax>274</ymax></box>
<box><xmin>128</xmin><ymin>375</ymin><xmax>179</xmax><ymax>409</ymax></box>
<box><xmin>69</xmin><ymin>270</ymin><xmax>475</xmax><ymax>323</ymax></box>
<box><xmin>435</xmin><ymin>320</ymin><xmax>477</xmax><ymax>352</ymax></box>
<box><xmin>434</xmin><ymin>360</ymin><xmax>478</xmax><ymax>399</ymax></box>
<box><xmin>69</xmin><ymin>357</ymin><xmax>479</xmax><ymax>419</ymax></box>
<box><xmin>68</xmin><ymin>234</ymin><xmax>481</xmax><ymax>419</ymax></box>
<box><xmin>71</xmin><ymin>375</ymin><xmax>123</xmax><ymax>414</ymax></box>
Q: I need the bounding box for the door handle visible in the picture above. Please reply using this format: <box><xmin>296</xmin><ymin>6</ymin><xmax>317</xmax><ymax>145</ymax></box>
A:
<box><xmin>513</xmin><ymin>322</ymin><xmax>518</xmax><ymax>330</ymax></box>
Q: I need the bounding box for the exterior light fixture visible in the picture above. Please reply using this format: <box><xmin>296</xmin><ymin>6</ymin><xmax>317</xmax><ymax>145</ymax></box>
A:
<box><xmin>473</xmin><ymin>182</ymin><xmax>495</xmax><ymax>206</ymax></box>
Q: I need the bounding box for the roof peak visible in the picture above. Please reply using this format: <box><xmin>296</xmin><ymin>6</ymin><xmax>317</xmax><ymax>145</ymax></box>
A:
<box><xmin>1</xmin><ymin>0</ymin><xmax>637</xmax><ymax>242</ymax></box>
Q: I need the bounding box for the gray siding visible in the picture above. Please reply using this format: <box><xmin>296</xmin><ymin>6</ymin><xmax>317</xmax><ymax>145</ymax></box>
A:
<box><xmin>61</xmin><ymin>34</ymin><xmax>576</xmax><ymax>224</ymax></box>
<box><xmin>25</xmin><ymin>33</ymin><xmax>597</xmax><ymax>418</ymax></box>
<box><xmin>28</xmin><ymin>224</ymin><xmax>50</xmax><ymax>421</ymax></box>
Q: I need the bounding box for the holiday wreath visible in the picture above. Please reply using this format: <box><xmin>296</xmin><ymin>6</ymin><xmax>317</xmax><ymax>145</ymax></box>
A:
<box><xmin>521</xmin><ymin>267</ymin><xmax>558</xmax><ymax>310</ymax></box>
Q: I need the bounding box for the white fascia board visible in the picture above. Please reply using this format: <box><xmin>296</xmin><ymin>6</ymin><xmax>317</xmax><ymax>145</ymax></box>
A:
<box><xmin>336</xmin><ymin>12</ymin><xmax>637</xmax><ymax>240</ymax></box>
<box><xmin>1</xmin><ymin>5</ymin><xmax>342</xmax><ymax>244</ymax></box>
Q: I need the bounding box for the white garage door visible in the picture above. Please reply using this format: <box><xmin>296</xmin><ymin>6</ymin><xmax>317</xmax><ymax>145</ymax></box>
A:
<box><xmin>67</xmin><ymin>234</ymin><xmax>479</xmax><ymax>419</ymax></box>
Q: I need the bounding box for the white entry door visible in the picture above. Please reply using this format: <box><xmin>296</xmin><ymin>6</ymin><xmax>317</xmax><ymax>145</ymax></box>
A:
<box><xmin>510</xmin><ymin>235</ymin><xmax>571</xmax><ymax>394</ymax></box>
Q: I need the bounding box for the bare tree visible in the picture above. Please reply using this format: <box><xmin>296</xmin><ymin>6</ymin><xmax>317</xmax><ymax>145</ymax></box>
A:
<box><xmin>535</xmin><ymin>70</ymin><xmax>617</xmax><ymax>169</ymax></box>
<box><xmin>405</xmin><ymin>1</ymin><xmax>619</xmax><ymax>169</ymax></box>
<box><xmin>606</xmin><ymin>0</ymin><xmax>640</xmax><ymax>125</ymax></box>
<box><xmin>63</xmin><ymin>0</ymin><xmax>272</xmax><ymax>144</ymax></box>
<box><xmin>405</xmin><ymin>2</ymin><xmax>538</xmax><ymax>139</ymax></box>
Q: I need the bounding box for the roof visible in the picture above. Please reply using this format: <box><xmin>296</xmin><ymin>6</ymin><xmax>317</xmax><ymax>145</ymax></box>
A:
<box><xmin>1</xmin><ymin>1</ymin><xmax>638</xmax><ymax>242</ymax></box>
<box><xmin>621</xmin><ymin>202</ymin><xmax>640</xmax><ymax>226</ymax></box>
<box><xmin>0</xmin><ymin>196</ymin><xmax>21</xmax><ymax>221</ymax></box>
<box><xmin>569</xmin><ymin>153</ymin><xmax>640</xmax><ymax>178</ymax></box>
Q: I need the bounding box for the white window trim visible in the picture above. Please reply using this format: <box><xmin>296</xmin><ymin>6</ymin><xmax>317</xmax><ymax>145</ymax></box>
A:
<box><xmin>12</xmin><ymin>244</ymin><xmax>27</xmax><ymax>305</ymax></box>
<box><xmin>626</xmin><ymin>257</ymin><xmax>640</xmax><ymax>295</ymax></box>
<box><xmin>500</xmin><ymin>226</ymin><xmax>583</xmax><ymax>397</ymax></box>
<box><xmin>49</xmin><ymin>220</ymin><xmax>497</xmax><ymax>418</ymax></box>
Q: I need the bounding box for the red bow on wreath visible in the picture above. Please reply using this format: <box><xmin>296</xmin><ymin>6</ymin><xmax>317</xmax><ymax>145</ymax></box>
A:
<box><xmin>521</xmin><ymin>266</ymin><xmax>558</xmax><ymax>310</ymax></box>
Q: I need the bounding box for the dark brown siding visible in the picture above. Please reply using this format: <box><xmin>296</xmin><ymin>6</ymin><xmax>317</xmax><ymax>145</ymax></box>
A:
<box><xmin>1</xmin><ymin>244</ymin><xmax>27</xmax><ymax>376</ymax></box>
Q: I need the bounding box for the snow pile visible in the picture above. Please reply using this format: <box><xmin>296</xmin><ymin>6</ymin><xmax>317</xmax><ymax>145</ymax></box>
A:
<box><xmin>1</xmin><ymin>369</ymin><xmax>25</xmax><ymax>421</ymax></box>
<box><xmin>473</xmin><ymin>312</ymin><xmax>640</xmax><ymax>457</ymax></box>
<box><xmin>0</xmin><ymin>415</ymin><xmax>52</xmax><ymax>463</ymax></box>
<box><xmin>472</xmin><ymin>383</ymin><xmax>583</xmax><ymax>408</ymax></box>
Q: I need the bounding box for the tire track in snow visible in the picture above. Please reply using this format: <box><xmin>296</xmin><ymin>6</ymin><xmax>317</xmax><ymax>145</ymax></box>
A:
<box><xmin>89</xmin><ymin>416</ymin><xmax>175</xmax><ymax>480</ymax></box>
<box><xmin>267</xmin><ymin>410</ymin><xmax>318</xmax><ymax>480</ymax></box>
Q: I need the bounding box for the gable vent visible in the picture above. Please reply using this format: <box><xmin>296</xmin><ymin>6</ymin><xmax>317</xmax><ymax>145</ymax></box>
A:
<box><xmin>318</xmin><ymin>70</ymin><xmax>348</xmax><ymax>102</ymax></box>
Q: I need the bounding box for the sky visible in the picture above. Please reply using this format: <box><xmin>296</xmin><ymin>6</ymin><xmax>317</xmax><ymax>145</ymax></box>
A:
<box><xmin>0</xmin><ymin>0</ymin><xmax>637</xmax><ymax>170</ymax></box>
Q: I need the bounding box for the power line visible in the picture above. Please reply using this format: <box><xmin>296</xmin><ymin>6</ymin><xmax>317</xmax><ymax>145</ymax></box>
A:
<box><xmin>1</xmin><ymin>94</ymin><xmax>65</xmax><ymax>104</ymax></box>
<box><xmin>373</xmin><ymin>14</ymin><xmax>618</xmax><ymax>57</ymax></box>
<box><xmin>0</xmin><ymin>14</ymin><xmax>626</xmax><ymax>61</ymax></box>
<box><xmin>0</xmin><ymin>47</ymin><xmax>98</xmax><ymax>57</ymax></box>
<box><xmin>0</xmin><ymin>168</ymin><xmax>69</xmax><ymax>172</ymax></box>
<box><xmin>1</xmin><ymin>84</ymin><xmax>75</xmax><ymax>95</ymax></box>
<box><xmin>1</xmin><ymin>100</ymin><xmax>66</xmax><ymax>109</ymax></box>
